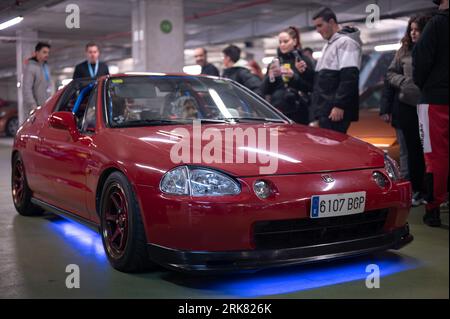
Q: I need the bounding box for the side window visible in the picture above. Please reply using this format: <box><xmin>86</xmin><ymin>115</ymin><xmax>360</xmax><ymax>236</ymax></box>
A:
<box><xmin>56</xmin><ymin>87</ymin><xmax>79</xmax><ymax>112</ymax></box>
<box><xmin>55</xmin><ymin>80</ymin><xmax>93</xmax><ymax>113</ymax></box>
<box><xmin>81</xmin><ymin>87</ymin><xmax>97</xmax><ymax>133</ymax></box>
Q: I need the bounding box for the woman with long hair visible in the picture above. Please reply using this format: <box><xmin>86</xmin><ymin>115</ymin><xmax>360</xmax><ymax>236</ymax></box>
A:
<box><xmin>386</xmin><ymin>14</ymin><xmax>431</xmax><ymax>207</ymax></box>
<box><xmin>261</xmin><ymin>26</ymin><xmax>315</xmax><ymax>124</ymax></box>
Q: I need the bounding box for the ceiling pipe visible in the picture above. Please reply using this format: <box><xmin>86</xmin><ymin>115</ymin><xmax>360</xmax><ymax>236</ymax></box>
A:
<box><xmin>185</xmin><ymin>0</ymin><xmax>273</xmax><ymax>22</ymax></box>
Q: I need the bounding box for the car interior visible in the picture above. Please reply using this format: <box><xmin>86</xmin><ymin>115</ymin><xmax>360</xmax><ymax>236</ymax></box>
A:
<box><xmin>106</xmin><ymin>78</ymin><xmax>264</xmax><ymax>126</ymax></box>
<box><xmin>55</xmin><ymin>79</ymin><xmax>97</xmax><ymax>132</ymax></box>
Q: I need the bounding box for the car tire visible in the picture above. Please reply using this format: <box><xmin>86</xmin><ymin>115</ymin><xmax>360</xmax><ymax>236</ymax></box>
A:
<box><xmin>6</xmin><ymin>117</ymin><xmax>18</xmax><ymax>137</ymax></box>
<box><xmin>99</xmin><ymin>172</ymin><xmax>156</xmax><ymax>272</ymax></box>
<box><xmin>11</xmin><ymin>153</ymin><xmax>44</xmax><ymax>216</ymax></box>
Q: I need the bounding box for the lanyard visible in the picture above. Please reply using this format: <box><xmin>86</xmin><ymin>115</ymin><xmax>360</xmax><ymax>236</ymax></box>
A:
<box><xmin>87</xmin><ymin>60</ymin><xmax>99</xmax><ymax>79</ymax></box>
<box><xmin>42</xmin><ymin>64</ymin><xmax>50</xmax><ymax>82</ymax></box>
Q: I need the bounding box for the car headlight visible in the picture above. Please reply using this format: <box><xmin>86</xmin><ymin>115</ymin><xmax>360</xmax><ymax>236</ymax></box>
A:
<box><xmin>159</xmin><ymin>166</ymin><xmax>190</xmax><ymax>195</ymax></box>
<box><xmin>384</xmin><ymin>154</ymin><xmax>400</xmax><ymax>181</ymax></box>
<box><xmin>160</xmin><ymin>166</ymin><xmax>241</xmax><ymax>196</ymax></box>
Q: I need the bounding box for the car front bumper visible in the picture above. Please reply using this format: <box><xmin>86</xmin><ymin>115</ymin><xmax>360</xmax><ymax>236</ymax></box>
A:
<box><xmin>137</xmin><ymin>169</ymin><xmax>412</xmax><ymax>252</ymax></box>
<box><xmin>147</xmin><ymin>224</ymin><xmax>413</xmax><ymax>273</ymax></box>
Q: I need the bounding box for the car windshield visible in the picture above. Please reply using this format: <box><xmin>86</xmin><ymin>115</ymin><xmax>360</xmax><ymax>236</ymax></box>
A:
<box><xmin>106</xmin><ymin>75</ymin><xmax>286</xmax><ymax>127</ymax></box>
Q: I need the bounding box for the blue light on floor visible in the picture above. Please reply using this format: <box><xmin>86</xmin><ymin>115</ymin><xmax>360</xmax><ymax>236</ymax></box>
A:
<box><xmin>48</xmin><ymin>217</ymin><xmax>107</xmax><ymax>262</ymax></box>
<box><xmin>46</xmin><ymin>217</ymin><xmax>422</xmax><ymax>298</ymax></box>
<box><xmin>201</xmin><ymin>254</ymin><xmax>421</xmax><ymax>297</ymax></box>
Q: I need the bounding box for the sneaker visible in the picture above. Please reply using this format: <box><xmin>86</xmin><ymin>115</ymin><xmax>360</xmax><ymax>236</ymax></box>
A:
<box><xmin>412</xmin><ymin>192</ymin><xmax>427</xmax><ymax>207</ymax></box>
<box><xmin>423</xmin><ymin>208</ymin><xmax>442</xmax><ymax>227</ymax></box>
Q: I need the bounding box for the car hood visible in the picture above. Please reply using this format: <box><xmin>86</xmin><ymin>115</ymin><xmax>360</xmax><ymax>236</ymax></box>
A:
<box><xmin>111</xmin><ymin>123</ymin><xmax>385</xmax><ymax>177</ymax></box>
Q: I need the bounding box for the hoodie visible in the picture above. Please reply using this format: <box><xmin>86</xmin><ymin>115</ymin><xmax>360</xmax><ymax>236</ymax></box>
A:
<box><xmin>412</xmin><ymin>9</ymin><xmax>449</xmax><ymax>105</ymax></box>
<box><xmin>222</xmin><ymin>66</ymin><xmax>262</xmax><ymax>94</ymax></box>
<box><xmin>312</xmin><ymin>26</ymin><xmax>363</xmax><ymax>122</ymax></box>
<box><xmin>23</xmin><ymin>58</ymin><xmax>53</xmax><ymax>116</ymax></box>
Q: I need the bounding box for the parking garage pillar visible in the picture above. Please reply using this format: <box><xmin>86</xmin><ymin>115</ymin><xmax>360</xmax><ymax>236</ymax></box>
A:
<box><xmin>131</xmin><ymin>0</ymin><xmax>185</xmax><ymax>73</ymax></box>
<box><xmin>16</xmin><ymin>29</ymin><xmax>38</xmax><ymax>125</ymax></box>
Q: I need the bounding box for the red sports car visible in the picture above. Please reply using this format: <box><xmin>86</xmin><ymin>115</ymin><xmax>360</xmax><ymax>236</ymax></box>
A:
<box><xmin>11</xmin><ymin>74</ymin><xmax>413</xmax><ymax>273</ymax></box>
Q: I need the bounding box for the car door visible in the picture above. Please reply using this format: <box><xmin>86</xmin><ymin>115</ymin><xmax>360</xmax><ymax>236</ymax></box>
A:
<box><xmin>36</xmin><ymin>84</ymin><xmax>97</xmax><ymax>219</ymax></box>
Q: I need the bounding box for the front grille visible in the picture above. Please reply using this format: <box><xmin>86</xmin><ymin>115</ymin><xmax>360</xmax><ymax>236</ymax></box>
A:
<box><xmin>253</xmin><ymin>209</ymin><xmax>389</xmax><ymax>250</ymax></box>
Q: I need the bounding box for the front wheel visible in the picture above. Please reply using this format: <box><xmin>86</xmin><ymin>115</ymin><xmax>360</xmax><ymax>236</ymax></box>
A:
<box><xmin>11</xmin><ymin>153</ymin><xmax>43</xmax><ymax>216</ymax></box>
<box><xmin>99</xmin><ymin>172</ymin><xmax>156</xmax><ymax>272</ymax></box>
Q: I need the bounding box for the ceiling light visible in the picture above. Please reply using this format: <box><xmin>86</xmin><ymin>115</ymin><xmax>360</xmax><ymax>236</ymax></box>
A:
<box><xmin>0</xmin><ymin>16</ymin><xmax>24</xmax><ymax>30</ymax></box>
<box><xmin>374</xmin><ymin>43</ymin><xmax>401</xmax><ymax>52</ymax></box>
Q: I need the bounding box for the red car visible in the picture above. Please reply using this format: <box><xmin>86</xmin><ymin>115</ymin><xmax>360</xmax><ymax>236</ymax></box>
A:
<box><xmin>11</xmin><ymin>74</ymin><xmax>413</xmax><ymax>273</ymax></box>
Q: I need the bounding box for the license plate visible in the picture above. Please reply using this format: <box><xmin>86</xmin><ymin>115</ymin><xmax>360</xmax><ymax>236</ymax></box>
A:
<box><xmin>310</xmin><ymin>191</ymin><xmax>366</xmax><ymax>218</ymax></box>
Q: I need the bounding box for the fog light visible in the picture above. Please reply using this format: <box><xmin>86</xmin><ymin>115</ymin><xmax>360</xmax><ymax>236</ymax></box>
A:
<box><xmin>254</xmin><ymin>180</ymin><xmax>272</xmax><ymax>199</ymax></box>
<box><xmin>373</xmin><ymin>171</ymin><xmax>389</xmax><ymax>188</ymax></box>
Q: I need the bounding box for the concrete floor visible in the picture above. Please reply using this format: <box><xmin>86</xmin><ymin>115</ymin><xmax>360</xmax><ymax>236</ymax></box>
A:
<box><xmin>0</xmin><ymin>138</ymin><xmax>448</xmax><ymax>299</ymax></box>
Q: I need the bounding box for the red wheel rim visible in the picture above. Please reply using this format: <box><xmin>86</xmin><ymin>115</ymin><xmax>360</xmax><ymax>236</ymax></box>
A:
<box><xmin>12</xmin><ymin>160</ymin><xmax>25</xmax><ymax>206</ymax></box>
<box><xmin>102</xmin><ymin>183</ymin><xmax>129</xmax><ymax>259</ymax></box>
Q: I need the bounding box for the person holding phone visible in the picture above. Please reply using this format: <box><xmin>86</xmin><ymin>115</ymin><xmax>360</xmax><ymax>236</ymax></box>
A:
<box><xmin>261</xmin><ymin>26</ymin><xmax>315</xmax><ymax>124</ymax></box>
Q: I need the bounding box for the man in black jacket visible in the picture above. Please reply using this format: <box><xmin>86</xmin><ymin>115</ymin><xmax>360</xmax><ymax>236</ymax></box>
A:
<box><xmin>412</xmin><ymin>0</ymin><xmax>449</xmax><ymax>227</ymax></box>
<box><xmin>311</xmin><ymin>7</ymin><xmax>362</xmax><ymax>133</ymax></box>
<box><xmin>73</xmin><ymin>42</ymin><xmax>110</xmax><ymax>80</ymax></box>
<box><xmin>221</xmin><ymin>45</ymin><xmax>262</xmax><ymax>94</ymax></box>
<box><xmin>194</xmin><ymin>48</ymin><xmax>220</xmax><ymax>76</ymax></box>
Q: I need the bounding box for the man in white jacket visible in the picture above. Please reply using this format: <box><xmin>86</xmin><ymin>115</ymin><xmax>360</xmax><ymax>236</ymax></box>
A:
<box><xmin>311</xmin><ymin>7</ymin><xmax>362</xmax><ymax>133</ymax></box>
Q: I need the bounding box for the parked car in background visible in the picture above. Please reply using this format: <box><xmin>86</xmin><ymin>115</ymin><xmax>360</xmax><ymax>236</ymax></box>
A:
<box><xmin>0</xmin><ymin>99</ymin><xmax>18</xmax><ymax>137</ymax></box>
<box><xmin>348</xmin><ymin>82</ymin><xmax>400</xmax><ymax>162</ymax></box>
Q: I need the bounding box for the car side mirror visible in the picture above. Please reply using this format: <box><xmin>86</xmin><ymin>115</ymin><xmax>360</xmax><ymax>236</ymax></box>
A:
<box><xmin>48</xmin><ymin>111</ymin><xmax>80</xmax><ymax>141</ymax></box>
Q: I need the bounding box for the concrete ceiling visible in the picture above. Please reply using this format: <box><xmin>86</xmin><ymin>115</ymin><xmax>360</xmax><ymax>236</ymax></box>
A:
<box><xmin>0</xmin><ymin>0</ymin><xmax>437</xmax><ymax>79</ymax></box>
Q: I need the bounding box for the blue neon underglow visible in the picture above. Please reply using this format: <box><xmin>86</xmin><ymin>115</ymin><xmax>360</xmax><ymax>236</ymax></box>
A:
<box><xmin>46</xmin><ymin>217</ymin><xmax>421</xmax><ymax>297</ymax></box>
<box><xmin>47</xmin><ymin>217</ymin><xmax>106</xmax><ymax>262</ymax></box>
<box><xmin>197</xmin><ymin>253</ymin><xmax>422</xmax><ymax>297</ymax></box>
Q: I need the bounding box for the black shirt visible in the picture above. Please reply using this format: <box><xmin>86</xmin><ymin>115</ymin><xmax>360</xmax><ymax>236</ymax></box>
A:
<box><xmin>412</xmin><ymin>9</ymin><xmax>449</xmax><ymax>105</ymax></box>
<box><xmin>201</xmin><ymin>63</ymin><xmax>220</xmax><ymax>76</ymax></box>
<box><xmin>73</xmin><ymin>60</ymin><xmax>110</xmax><ymax>80</ymax></box>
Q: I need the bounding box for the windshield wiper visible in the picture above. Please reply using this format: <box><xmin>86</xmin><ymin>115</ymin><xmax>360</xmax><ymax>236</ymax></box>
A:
<box><xmin>114</xmin><ymin>119</ymin><xmax>186</xmax><ymax>127</ymax></box>
<box><xmin>196</xmin><ymin>119</ymin><xmax>229</xmax><ymax>123</ymax></box>
<box><xmin>216</xmin><ymin>117</ymin><xmax>286</xmax><ymax>123</ymax></box>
